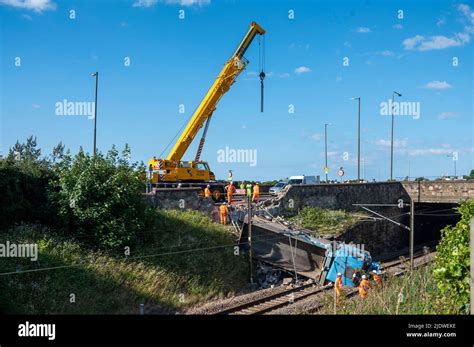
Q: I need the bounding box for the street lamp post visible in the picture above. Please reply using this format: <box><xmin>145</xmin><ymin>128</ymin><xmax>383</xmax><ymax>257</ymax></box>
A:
<box><xmin>446</xmin><ymin>154</ymin><xmax>457</xmax><ymax>177</ymax></box>
<box><xmin>325</xmin><ymin>123</ymin><xmax>330</xmax><ymax>183</ymax></box>
<box><xmin>351</xmin><ymin>97</ymin><xmax>361</xmax><ymax>181</ymax></box>
<box><xmin>92</xmin><ymin>72</ymin><xmax>99</xmax><ymax>156</ymax></box>
<box><xmin>390</xmin><ymin>91</ymin><xmax>402</xmax><ymax>181</ymax></box>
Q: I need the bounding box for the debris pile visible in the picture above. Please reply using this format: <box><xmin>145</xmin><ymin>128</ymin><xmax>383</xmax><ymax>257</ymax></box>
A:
<box><xmin>256</xmin><ymin>261</ymin><xmax>284</xmax><ymax>289</ymax></box>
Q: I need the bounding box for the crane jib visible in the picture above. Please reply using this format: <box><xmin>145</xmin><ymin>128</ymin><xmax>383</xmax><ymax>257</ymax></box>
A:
<box><xmin>165</xmin><ymin>21</ymin><xmax>265</xmax><ymax>163</ymax></box>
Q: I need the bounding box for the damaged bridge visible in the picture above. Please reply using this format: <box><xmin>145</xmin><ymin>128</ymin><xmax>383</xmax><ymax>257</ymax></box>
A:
<box><xmin>235</xmin><ymin>181</ymin><xmax>473</xmax><ymax>281</ymax></box>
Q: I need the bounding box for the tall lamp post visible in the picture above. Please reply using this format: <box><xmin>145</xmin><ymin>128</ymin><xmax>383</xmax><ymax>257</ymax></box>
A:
<box><xmin>92</xmin><ymin>72</ymin><xmax>99</xmax><ymax>156</ymax></box>
<box><xmin>390</xmin><ymin>91</ymin><xmax>402</xmax><ymax>181</ymax></box>
<box><xmin>324</xmin><ymin>123</ymin><xmax>330</xmax><ymax>183</ymax></box>
<box><xmin>350</xmin><ymin>97</ymin><xmax>361</xmax><ymax>181</ymax></box>
<box><xmin>446</xmin><ymin>153</ymin><xmax>457</xmax><ymax>177</ymax></box>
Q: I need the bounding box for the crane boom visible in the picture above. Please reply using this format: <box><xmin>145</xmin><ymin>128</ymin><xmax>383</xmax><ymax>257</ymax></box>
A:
<box><xmin>166</xmin><ymin>21</ymin><xmax>265</xmax><ymax>162</ymax></box>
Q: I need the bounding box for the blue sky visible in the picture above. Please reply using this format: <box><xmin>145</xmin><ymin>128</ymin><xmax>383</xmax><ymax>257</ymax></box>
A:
<box><xmin>1</xmin><ymin>0</ymin><xmax>473</xmax><ymax>181</ymax></box>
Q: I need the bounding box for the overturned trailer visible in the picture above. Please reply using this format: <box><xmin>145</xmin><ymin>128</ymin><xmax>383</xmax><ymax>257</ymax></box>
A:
<box><xmin>238</xmin><ymin>216</ymin><xmax>379</xmax><ymax>287</ymax></box>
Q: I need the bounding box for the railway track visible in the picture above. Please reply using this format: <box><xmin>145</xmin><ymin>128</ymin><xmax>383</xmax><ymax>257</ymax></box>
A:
<box><xmin>214</xmin><ymin>251</ymin><xmax>436</xmax><ymax>315</ymax></box>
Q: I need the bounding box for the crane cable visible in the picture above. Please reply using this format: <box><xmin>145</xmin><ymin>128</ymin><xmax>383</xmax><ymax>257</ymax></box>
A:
<box><xmin>259</xmin><ymin>35</ymin><xmax>265</xmax><ymax>113</ymax></box>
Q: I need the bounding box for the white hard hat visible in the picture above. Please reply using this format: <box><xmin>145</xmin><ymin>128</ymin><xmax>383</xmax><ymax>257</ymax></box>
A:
<box><xmin>352</xmin><ymin>273</ymin><xmax>356</xmax><ymax>277</ymax></box>
<box><xmin>372</xmin><ymin>270</ymin><xmax>377</xmax><ymax>273</ymax></box>
<box><xmin>362</xmin><ymin>275</ymin><xmax>367</xmax><ymax>279</ymax></box>
<box><xmin>337</xmin><ymin>272</ymin><xmax>342</xmax><ymax>277</ymax></box>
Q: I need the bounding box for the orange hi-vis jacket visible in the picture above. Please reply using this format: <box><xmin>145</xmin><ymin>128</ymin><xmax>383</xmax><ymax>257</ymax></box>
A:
<box><xmin>219</xmin><ymin>204</ymin><xmax>228</xmax><ymax>215</ymax></box>
<box><xmin>335</xmin><ymin>277</ymin><xmax>343</xmax><ymax>296</ymax></box>
<box><xmin>358</xmin><ymin>279</ymin><xmax>370</xmax><ymax>298</ymax></box>
<box><xmin>373</xmin><ymin>274</ymin><xmax>382</xmax><ymax>287</ymax></box>
<box><xmin>219</xmin><ymin>204</ymin><xmax>228</xmax><ymax>224</ymax></box>
<box><xmin>253</xmin><ymin>184</ymin><xmax>260</xmax><ymax>196</ymax></box>
<box><xmin>226</xmin><ymin>185</ymin><xmax>235</xmax><ymax>203</ymax></box>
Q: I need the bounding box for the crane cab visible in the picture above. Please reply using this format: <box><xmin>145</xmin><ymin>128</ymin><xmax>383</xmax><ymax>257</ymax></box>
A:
<box><xmin>148</xmin><ymin>158</ymin><xmax>215</xmax><ymax>184</ymax></box>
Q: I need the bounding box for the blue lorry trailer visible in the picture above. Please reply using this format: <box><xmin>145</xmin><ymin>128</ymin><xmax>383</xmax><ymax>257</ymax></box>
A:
<box><xmin>239</xmin><ymin>216</ymin><xmax>379</xmax><ymax>286</ymax></box>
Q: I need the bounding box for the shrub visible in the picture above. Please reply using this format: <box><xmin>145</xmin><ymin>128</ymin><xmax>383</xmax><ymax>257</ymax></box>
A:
<box><xmin>0</xmin><ymin>136</ymin><xmax>55</xmax><ymax>228</ymax></box>
<box><xmin>433</xmin><ymin>199</ymin><xmax>472</xmax><ymax>313</ymax></box>
<box><xmin>48</xmin><ymin>145</ymin><xmax>154</xmax><ymax>250</ymax></box>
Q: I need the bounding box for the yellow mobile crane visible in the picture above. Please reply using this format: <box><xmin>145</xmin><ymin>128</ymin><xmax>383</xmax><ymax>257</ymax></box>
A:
<box><xmin>148</xmin><ymin>22</ymin><xmax>265</xmax><ymax>200</ymax></box>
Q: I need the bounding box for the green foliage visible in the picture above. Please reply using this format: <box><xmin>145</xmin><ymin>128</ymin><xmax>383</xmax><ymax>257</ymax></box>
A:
<box><xmin>0</xmin><ymin>136</ymin><xmax>55</xmax><ymax>228</ymax></box>
<box><xmin>290</xmin><ymin>207</ymin><xmax>366</xmax><ymax>237</ymax></box>
<box><xmin>48</xmin><ymin>145</ymin><xmax>153</xmax><ymax>250</ymax></box>
<box><xmin>433</xmin><ymin>199</ymin><xmax>472</xmax><ymax>313</ymax></box>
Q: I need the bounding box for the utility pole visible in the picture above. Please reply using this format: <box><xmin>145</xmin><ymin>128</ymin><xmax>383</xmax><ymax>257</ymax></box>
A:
<box><xmin>447</xmin><ymin>153</ymin><xmax>457</xmax><ymax>177</ymax></box>
<box><xmin>92</xmin><ymin>72</ymin><xmax>99</xmax><ymax>156</ymax></box>
<box><xmin>325</xmin><ymin>123</ymin><xmax>329</xmax><ymax>183</ymax></box>
<box><xmin>410</xmin><ymin>198</ymin><xmax>415</xmax><ymax>271</ymax></box>
<box><xmin>390</xmin><ymin>91</ymin><xmax>402</xmax><ymax>181</ymax></box>
<box><xmin>350</xmin><ymin>97</ymin><xmax>361</xmax><ymax>181</ymax></box>
<box><xmin>248</xmin><ymin>195</ymin><xmax>253</xmax><ymax>284</ymax></box>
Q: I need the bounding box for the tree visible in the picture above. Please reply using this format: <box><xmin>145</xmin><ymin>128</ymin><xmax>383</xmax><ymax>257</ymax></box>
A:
<box><xmin>433</xmin><ymin>199</ymin><xmax>472</xmax><ymax>313</ymax></box>
<box><xmin>49</xmin><ymin>146</ymin><xmax>153</xmax><ymax>250</ymax></box>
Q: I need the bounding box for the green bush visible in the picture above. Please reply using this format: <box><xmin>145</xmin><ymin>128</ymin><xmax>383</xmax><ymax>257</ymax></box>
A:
<box><xmin>0</xmin><ymin>136</ymin><xmax>56</xmax><ymax>228</ymax></box>
<box><xmin>48</xmin><ymin>145</ymin><xmax>154</xmax><ymax>250</ymax></box>
<box><xmin>433</xmin><ymin>199</ymin><xmax>472</xmax><ymax>313</ymax></box>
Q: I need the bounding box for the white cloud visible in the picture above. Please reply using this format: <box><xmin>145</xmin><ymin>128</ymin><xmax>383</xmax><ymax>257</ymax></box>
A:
<box><xmin>246</xmin><ymin>71</ymin><xmax>257</xmax><ymax>77</ymax></box>
<box><xmin>408</xmin><ymin>148</ymin><xmax>452</xmax><ymax>156</ymax></box>
<box><xmin>403</xmin><ymin>4</ymin><xmax>474</xmax><ymax>51</ymax></box>
<box><xmin>375</xmin><ymin>139</ymin><xmax>407</xmax><ymax>148</ymax></box>
<box><xmin>0</xmin><ymin>0</ymin><xmax>56</xmax><ymax>12</ymax></box>
<box><xmin>133</xmin><ymin>0</ymin><xmax>210</xmax><ymax>7</ymax></box>
<box><xmin>278</xmin><ymin>73</ymin><xmax>290</xmax><ymax>78</ymax></box>
<box><xmin>356</xmin><ymin>27</ymin><xmax>371</xmax><ymax>33</ymax></box>
<box><xmin>310</xmin><ymin>133</ymin><xmax>322</xmax><ymax>141</ymax></box>
<box><xmin>423</xmin><ymin>81</ymin><xmax>453</xmax><ymax>90</ymax></box>
<box><xmin>380</xmin><ymin>50</ymin><xmax>394</xmax><ymax>56</ymax></box>
<box><xmin>294</xmin><ymin>66</ymin><xmax>311</xmax><ymax>74</ymax></box>
<box><xmin>437</xmin><ymin>112</ymin><xmax>458</xmax><ymax>119</ymax></box>
<box><xmin>393</xmin><ymin>24</ymin><xmax>403</xmax><ymax>30</ymax></box>
<box><xmin>436</xmin><ymin>17</ymin><xmax>446</xmax><ymax>27</ymax></box>
<box><xmin>133</xmin><ymin>0</ymin><xmax>157</xmax><ymax>7</ymax></box>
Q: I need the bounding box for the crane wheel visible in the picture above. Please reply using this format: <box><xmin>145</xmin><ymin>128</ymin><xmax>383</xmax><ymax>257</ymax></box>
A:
<box><xmin>211</xmin><ymin>187</ymin><xmax>223</xmax><ymax>202</ymax></box>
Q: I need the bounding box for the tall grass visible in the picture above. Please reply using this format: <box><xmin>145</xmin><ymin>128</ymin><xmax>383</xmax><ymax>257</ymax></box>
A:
<box><xmin>314</xmin><ymin>265</ymin><xmax>460</xmax><ymax>315</ymax></box>
<box><xmin>0</xmin><ymin>210</ymin><xmax>248</xmax><ymax>314</ymax></box>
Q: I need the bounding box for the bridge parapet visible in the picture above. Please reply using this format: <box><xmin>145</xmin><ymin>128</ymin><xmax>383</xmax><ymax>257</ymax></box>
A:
<box><xmin>401</xmin><ymin>180</ymin><xmax>474</xmax><ymax>203</ymax></box>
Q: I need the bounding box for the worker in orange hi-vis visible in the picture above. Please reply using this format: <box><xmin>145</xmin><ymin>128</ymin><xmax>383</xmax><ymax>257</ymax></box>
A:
<box><xmin>219</xmin><ymin>203</ymin><xmax>228</xmax><ymax>225</ymax></box>
<box><xmin>372</xmin><ymin>269</ymin><xmax>382</xmax><ymax>289</ymax></box>
<box><xmin>204</xmin><ymin>185</ymin><xmax>211</xmax><ymax>199</ymax></box>
<box><xmin>334</xmin><ymin>272</ymin><xmax>344</xmax><ymax>304</ymax></box>
<box><xmin>225</xmin><ymin>182</ymin><xmax>235</xmax><ymax>204</ymax></box>
<box><xmin>358</xmin><ymin>274</ymin><xmax>370</xmax><ymax>298</ymax></box>
<box><xmin>252</xmin><ymin>182</ymin><xmax>260</xmax><ymax>202</ymax></box>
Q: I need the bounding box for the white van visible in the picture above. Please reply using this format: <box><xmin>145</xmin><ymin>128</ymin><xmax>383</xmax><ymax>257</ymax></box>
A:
<box><xmin>287</xmin><ymin>175</ymin><xmax>316</xmax><ymax>185</ymax></box>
